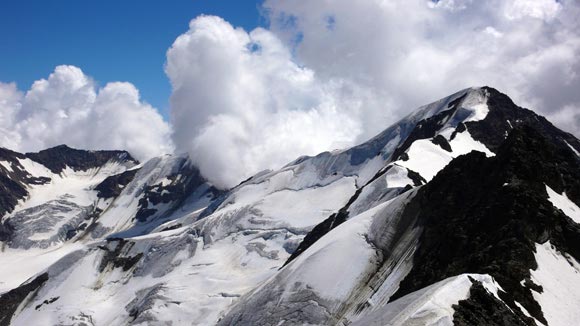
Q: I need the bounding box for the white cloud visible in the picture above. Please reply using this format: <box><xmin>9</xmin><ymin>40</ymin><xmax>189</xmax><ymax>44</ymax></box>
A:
<box><xmin>548</xmin><ymin>104</ymin><xmax>580</xmax><ymax>138</ymax></box>
<box><xmin>167</xmin><ymin>0</ymin><xmax>580</xmax><ymax>188</ymax></box>
<box><xmin>263</xmin><ymin>0</ymin><xmax>580</xmax><ymax>134</ymax></box>
<box><xmin>0</xmin><ymin>65</ymin><xmax>172</xmax><ymax>161</ymax></box>
<box><xmin>167</xmin><ymin>16</ymin><xmax>361</xmax><ymax>188</ymax></box>
<box><xmin>505</xmin><ymin>0</ymin><xmax>562</xmax><ymax>21</ymax></box>
<box><xmin>0</xmin><ymin>82</ymin><xmax>23</xmax><ymax>150</ymax></box>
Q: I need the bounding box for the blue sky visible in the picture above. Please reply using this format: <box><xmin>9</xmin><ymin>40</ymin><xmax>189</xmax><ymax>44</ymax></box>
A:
<box><xmin>0</xmin><ymin>0</ymin><xmax>265</xmax><ymax>117</ymax></box>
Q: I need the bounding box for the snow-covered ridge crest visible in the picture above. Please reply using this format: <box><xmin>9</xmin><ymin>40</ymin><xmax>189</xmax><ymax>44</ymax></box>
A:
<box><xmin>351</xmin><ymin>273</ymin><xmax>504</xmax><ymax>326</ymax></box>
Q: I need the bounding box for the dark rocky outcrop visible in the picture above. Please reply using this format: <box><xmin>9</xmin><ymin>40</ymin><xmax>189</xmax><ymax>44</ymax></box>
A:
<box><xmin>0</xmin><ymin>273</ymin><xmax>49</xmax><ymax>326</ymax></box>
<box><xmin>0</xmin><ymin>219</ymin><xmax>14</xmax><ymax>242</ymax></box>
<box><xmin>390</xmin><ymin>126</ymin><xmax>580</xmax><ymax>325</ymax></box>
<box><xmin>467</xmin><ymin>87</ymin><xmax>580</xmax><ymax>155</ymax></box>
<box><xmin>407</xmin><ymin>168</ymin><xmax>426</xmax><ymax>186</ymax></box>
<box><xmin>0</xmin><ymin>170</ymin><xmax>28</xmax><ymax>219</ymax></box>
<box><xmin>95</xmin><ymin>168</ymin><xmax>139</xmax><ymax>199</ymax></box>
<box><xmin>98</xmin><ymin>238</ymin><xmax>143</xmax><ymax>272</ymax></box>
<box><xmin>432</xmin><ymin>134</ymin><xmax>452</xmax><ymax>152</ymax></box>
<box><xmin>0</xmin><ymin>148</ymin><xmax>50</xmax><ymax>219</ymax></box>
<box><xmin>134</xmin><ymin>159</ymin><xmax>221</xmax><ymax>223</ymax></box>
<box><xmin>25</xmin><ymin>144</ymin><xmax>138</xmax><ymax>174</ymax></box>
<box><xmin>35</xmin><ymin>296</ymin><xmax>59</xmax><ymax>310</ymax></box>
<box><xmin>453</xmin><ymin>277</ymin><xmax>529</xmax><ymax>326</ymax></box>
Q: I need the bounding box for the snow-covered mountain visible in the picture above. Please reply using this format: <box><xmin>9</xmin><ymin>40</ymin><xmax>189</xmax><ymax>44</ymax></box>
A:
<box><xmin>0</xmin><ymin>87</ymin><xmax>579</xmax><ymax>326</ymax></box>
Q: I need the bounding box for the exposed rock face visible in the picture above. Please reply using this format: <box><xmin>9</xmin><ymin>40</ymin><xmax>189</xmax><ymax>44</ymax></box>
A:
<box><xmin>390</xmin><ymin>125</ymin><xmax>580</xmax><ymax>325</ymax></box>
<box><xmin>0</xmin><ymin>148</ymin><xmax>50</xmax><ymax>219</ymax></box>
<box><xmin>0</xmin><ymin>273</ymin><xmax>49</xmax><ymax>326</ymax></box>
<box><xmin>97</xmin><ymin>238</ymin><xmax>143</xmax><ymax>272</ymax></box>
<box><xmin>217</xmin><ymin>89</ymin><xmax>580</xmax><ymax>325</ymax></box>
<box><xmin>133</xmin><ymin>157</ymin><xmax>223</xmax><ymax>223</ymax></box>
<box><xmin>467</xmin><ymin>87</ymin><xmax>580</xmax><ymax>154</ymax></box>
<box><xmin>25</xmin><ymin>144</ymin><xmax>138</xmax><ymax>174</ymax></box>
<box><xmin>284</xmin><ymin>87</ymin><xmax>580</xmax><ymax>280</ymax></box>
<box><xmin>453</xmin><ymin>278</ymin><xmax>529</xmax><ymax>326</ymax></box>
<box><xmin>95</xmin><ymin>169</ymin><xmax>139</xmax><ymax>199</ymax></box>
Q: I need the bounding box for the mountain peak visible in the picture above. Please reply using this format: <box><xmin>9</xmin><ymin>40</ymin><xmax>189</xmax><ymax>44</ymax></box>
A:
<box><xmin>24</xmin><ymin>144</ymin><xmax>138</xmax><ymax>174</ymax></box>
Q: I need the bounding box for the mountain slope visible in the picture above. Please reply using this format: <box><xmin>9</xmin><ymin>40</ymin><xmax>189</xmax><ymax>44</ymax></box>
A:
<box><xmin>0</xmin><ymin>87</ymin><xmax>579</xmax><ymax>326</ymax></box>
<box><xmin>219</xmin><ymin>108</ymin><xmax>580</xmax><ymax>326</ymax></box>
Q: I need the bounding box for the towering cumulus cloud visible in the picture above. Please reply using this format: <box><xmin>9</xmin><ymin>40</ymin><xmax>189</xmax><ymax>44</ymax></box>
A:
<box><xmin>0</xmin><ymin>65</ymin><xmax>172</xmax><ymax>160</ymax></box>
<box><xmin>167</xmin><ymin>16</ymin><xmax>362</xmax><ymax>188</ymax></box>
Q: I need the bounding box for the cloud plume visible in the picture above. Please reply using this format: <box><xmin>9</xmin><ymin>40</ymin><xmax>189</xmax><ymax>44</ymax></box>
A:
<box><xmin>167</xmin><ymin>16</ymin><xmax>362</xmax><ymax>188</ymax></box>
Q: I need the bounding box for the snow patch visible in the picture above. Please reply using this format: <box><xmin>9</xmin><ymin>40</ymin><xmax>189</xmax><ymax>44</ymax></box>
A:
<box><xmin>397</xmin><ymin>139</ymin><xmax>452</xmax><ymax>181</ymax></box>
<box><xmin>0</xmin><ymin>160</ymin><xmax>14</xmax><ymax>173</ymax></box>
<box><xmin>461</xmin><ymin>88</ymin><xmax>489</xmax><ymax>122</ymax></box>
<box><xmin>565</xmin><ymin>141</ymin><xmax>580</xmax><ymax>157</ymax></box>
<box><xmin>257</xmin><ymin>177</ymin><xmax>356</xmax><ymax>228</ymax></box>
<box><xmin>284</xmin><ymin>202</ymin><xmax>384</xmax><ymax>301</ymax></box>
<box><xmin>0</xmin><ymin>243</ymin><xmax>85</xmax><ymax>293</ymax></box>
<box><xmin>545</xmin><ymin>185</ymin><xmax>580</xmax><ymax>223</ymax></box>
<box><xmin>397</xmin><ymin>129</ymin><xmax>493</xmax><ymax>182</ymax></box>
<box><xmin>530</xmin><ymin>241</ymin><xmax>580</xmax><ymax>326</ymax></box>
<box><xmin>384</xmin><ymin>165</ymin><xmax>413</xmax><ymax>188</ymax></box>
<box><xmin>449</xmin><ymin>130</ymin><xmax>494</xmax><ymax>157</ymax></box>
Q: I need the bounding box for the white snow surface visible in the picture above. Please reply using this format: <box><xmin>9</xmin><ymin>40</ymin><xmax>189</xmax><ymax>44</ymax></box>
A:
<box><xmin>256</xmin><ymin>176</ymin><xmax>355</xmax><ymax>228</ymax></box>
<box><xmin>0</xmin><ymin>160</ymin><xmax>14</xmax><ymax>173</ymax></box>
<box><xmin>384</xmin><ymin>164</ymin><xmax>414</xmax><ymax>188</ymax></box>
<box><xmin>215</xmin><ymin>190</ymin><xmax>421</xmax><ymax>325</ymax></box>
<box><xmin>352</xmin><ymin>274</ymin><xmax>503</xmax><ymax>326</ymax></box>
<box><xmin>461</xmin><ymin>87</ymin><xmax>490</xmax><ymax>122</ymax></box>
<box><xmin>530</xmin><ymin>241</ymin><xmax>580</xmax><ymax>326</ymax></box>
<box><xmin>397</xmin><ymin>129</ymin><xmax>493</xmax><ymax>181</ymax></box>
<box><xmin>4</xmin><ymin>154</ymin><xmax>359</xmax><ymax>325</ymax></box>
<box><xmin>283</xmin><ymin>201</ymin><xmax>386</xmax><ymax>301</ymax></box>
<box><xmin>546</xmin><ymin>185</ymin><xmax>580</xmax><ymax>223</ymax></box>
<box><xmin>0</xmin><ymin>243</ymin><xmax>84</xmax><ymax>293</ymax></box>
<box><xmin>15</xmin><ymin>159</ymin><xmax>129</xmax><ymax>211</ymax></box>
<box><xmin>395</xmin><ymin>87</ymin><xmax>493</xmax><ymax>182</ymax></box>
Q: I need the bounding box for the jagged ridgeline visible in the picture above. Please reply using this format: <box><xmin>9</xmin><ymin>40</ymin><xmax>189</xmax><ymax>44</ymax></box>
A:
<box><xmin>0</xmin><ymin>87</ymin><xmax>579</xmax><ymax>326</ymax></box>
